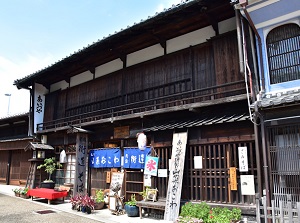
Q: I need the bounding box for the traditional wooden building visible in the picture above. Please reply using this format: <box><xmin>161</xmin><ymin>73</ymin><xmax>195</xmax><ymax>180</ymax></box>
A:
<box><xmin>0</xmin><ymin>113</ymin><xmax>32</xmax><ymax>185</ymax></box>
<box><xmin>14</xmin><ymin>0</ymin><xmax>259</xmax><ymax>214</ymax></box>
<box><xmin>236</xmin><ymin>0</ymin><xmax>300</xmax><ymax>210</ymax></box>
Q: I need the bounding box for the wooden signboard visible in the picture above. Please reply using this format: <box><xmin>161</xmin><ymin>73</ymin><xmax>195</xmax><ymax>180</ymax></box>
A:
<box><xmin>114</xmin><ymin>126</ymin><xmax>129</xmax><ymax>139</ymax></box>
<box><xmin>230</xmin><ymin>167</ymin><xmax>237</xmax><ymax>190</ymax></box>
<box><xmin>73</xmin><ymin>133</ymin><xmax>88</xmax><ymax>196</ymax></box>
<box><xmin>106</xmin><ymin>171</ymin><xmax>111</xmax><ymax>183</ymax></box>
<box><xmin>164</xmin><ymin>132</ymin><xmax>188</xmax><ymax>221</ymax></box>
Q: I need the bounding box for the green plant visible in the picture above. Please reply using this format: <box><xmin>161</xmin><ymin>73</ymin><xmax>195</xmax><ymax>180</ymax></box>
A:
<box><xmin>139</xmin><ymin>186</ymin><xmax>150</xmax><ymax>200</ymax></box>
<box><xmin>37</xmin><ymin>157</ymin><xmax>62</xmax><ymax>181</ymax></box>
<box><xmin>125</xmin><ymin>194</ymin><xmax>137</xmax><ymax>206</ymax></box>
<box><xmin>180</xmin><ymin>202</ymin><xmax>210</xmax><ymax>222</ymax></box>
<box><xmin>231</xmin><ymin>208</ymin><xmax>242</xmax><ymax>221</ymax></box>
<box><xmin>20</xmin><ymin>188</ymin><xmax>29</xmax><ymax>195</ymax></box>
<box><xmin>12</xmin><ymin>187</ymin><xmax>21</xmax><ymax>194</ymax></box>
<box><xmin>177</xmin><ymin>202</ymin><xmax>242</xmax><ymax>223</ymax></box>
<box><xmin>94</xmin><ymin>189</ymin><xmax>105</xmax><ymax>203</ymax></box>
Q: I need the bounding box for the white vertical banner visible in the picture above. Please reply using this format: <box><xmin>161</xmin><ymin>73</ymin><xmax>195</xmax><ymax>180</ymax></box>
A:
<box><xmin>34</xmin><ymin>83</ymin><xmax>47</xmax><ymax>133</ymax></box>
<box><xmin>238</xmin><ymin>147</ymin><xmax>248</xmax><ymax>172</ymax></box>
<box><xmin>164</xmin><ymin>132</ymin><xmax>188</xmax><ymax>222</ymax></box>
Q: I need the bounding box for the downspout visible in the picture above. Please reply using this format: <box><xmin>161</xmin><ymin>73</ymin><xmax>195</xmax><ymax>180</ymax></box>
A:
<box><xmin>241</xmin><ymin>7</ymin><xmax>265</xmax><ymax>93</ymax></box>
<box><xmin>238</xmin><ymin>2</ymin><xmax>270</xmax><ymax>210</ymax></box>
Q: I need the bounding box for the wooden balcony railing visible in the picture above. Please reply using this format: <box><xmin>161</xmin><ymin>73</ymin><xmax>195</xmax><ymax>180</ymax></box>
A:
<box><xmin>37</xmin><ymin>80</ymin><xmax>246</xmax><ymax>132</ymax></box>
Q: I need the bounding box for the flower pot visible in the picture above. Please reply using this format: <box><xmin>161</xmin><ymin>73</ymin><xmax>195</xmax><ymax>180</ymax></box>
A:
<box><xmin>20</xmin><ymin>194</ymin><xmax>30</xmax><ymax>199</ymax></box>
<box><xmin>94</xmin><ymin>202</ymin><xmax>105</xmax><ymax>210</ymax></box>
<box><xmin>41</xmin><ymin>182</ymin><xmax>55</xmax><ymax>189</ymax></box>
<box><xmin>81</xmin><ymin>206</ymin><xmax>86</xmax><ymax>213</ymax></box>
<box><xmin>14</xmin><ymin>192</ymin><xmax>20</xmax><ymax>197</ymax></box>
<box><xmin>124</xmin><ymin>204</ymin><xmax>139</xmax><ymax>217</ymax></box>
<box><xmin>86</xmin><ymin>207</ymin><xmax>92</xmax><ymax>214</ymax></box>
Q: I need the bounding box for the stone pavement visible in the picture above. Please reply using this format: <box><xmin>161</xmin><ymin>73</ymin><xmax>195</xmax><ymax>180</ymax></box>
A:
<box><xmin>0</xmin><ymin>184</ymin><xmax>171</xmax><ymax>223</ymax></box>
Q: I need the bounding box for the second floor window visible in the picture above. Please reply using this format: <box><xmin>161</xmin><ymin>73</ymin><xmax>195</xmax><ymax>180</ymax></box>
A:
<box><xmin>266</xmin><ymin>23</ymin><xmax>300</xmax><ymax>84</ymax></box>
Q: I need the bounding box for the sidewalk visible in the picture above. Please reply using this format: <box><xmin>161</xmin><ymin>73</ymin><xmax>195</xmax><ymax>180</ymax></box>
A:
<box><xmin>0</xmin><ymin>184</ymin><xmax>171</xmax><ymax>223</ymax></box>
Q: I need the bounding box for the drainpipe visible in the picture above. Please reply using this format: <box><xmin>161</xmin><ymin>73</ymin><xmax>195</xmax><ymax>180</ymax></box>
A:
<box><xmin>235</xmin><ymin>9</ymin><xmax>244</xmax><ymax>75</ymax></box>
<box><xmin>258</xmin><ymin>111</ymin><xmax>271</xmax><ymax>209</ymax></box>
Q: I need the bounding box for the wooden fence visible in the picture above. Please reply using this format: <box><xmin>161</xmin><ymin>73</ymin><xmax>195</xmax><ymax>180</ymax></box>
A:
<box><xmin>256</xmin><ymin>194</ymin><xmax>300</xmax><ymax>223</ymax></box>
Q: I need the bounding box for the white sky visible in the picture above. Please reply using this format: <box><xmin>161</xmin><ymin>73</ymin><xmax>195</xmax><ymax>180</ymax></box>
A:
<box><xmin>0</xmin><ymin>0</ymin><xmax>182</xmax><ymax>118</ymax></box>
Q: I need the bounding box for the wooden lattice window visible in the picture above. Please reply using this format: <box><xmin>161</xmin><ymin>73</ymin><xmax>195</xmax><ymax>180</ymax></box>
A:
<box><xmin>266</xmin><ymin>23</ymin><xmax>300</xmax><ymax>84</ymax></box>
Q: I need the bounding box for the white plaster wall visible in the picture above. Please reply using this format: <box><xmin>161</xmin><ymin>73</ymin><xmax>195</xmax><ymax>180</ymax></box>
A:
<box><xmin>50</xmin><ymin>80</ymin><xmax>69</xmax><ymax>92</ymax></box>
<box><xmin>219</xmin><ymin>17</ymin><xmax>236</xmax><ymax>34</ymax></box>
<box><xmin>95</xmin><ymin>59</ymin><xmax>123</xmax><ymax>78</ymax></box>
<box><xmin>127</xmin><ymin>44</ymin><xmax>164</xmax><ymax>67</ymax></box>
<box><xmin>167</xmin><ymin>26</ymin><xmax>215</xmax><ymax>54</ymax></box>
<box><xmin>70</xmin><ymin>70</ymin><xmax>93</xmax><ymax>87</ymax></box>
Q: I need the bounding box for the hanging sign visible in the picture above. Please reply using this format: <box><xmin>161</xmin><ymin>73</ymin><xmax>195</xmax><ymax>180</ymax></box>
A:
<box><xmin>158</xmin><ymin>169</ymin><xmax>168</xmax><ymax>177</ymax></box>
<box><xmin>123</xmin><ymin>147</ymin><xmax>151</xmax><ymax>169</ymax></box>
<box><xmin>89</xmin><ymin>148</ymin><xmax>121</xmax><ymax>168</ymax></box>
<box><xmin>229</xmin><ymin>167</ymin><xmax>237</xmax><ymax>190</ymax></box>
<box><xmin>144</xmin><ymin>174</ymin><xmax>151</xmax><ymax>187</ymax></box>
<box><xmin>144</xmin><ymin>156</ymin><xmax>159</xmax><ymax>176</ymax></box>
<box><xmin>240</xmin><ymin>175</ymin><xmax>255</xmax><ymax>195</ymax></box>
<box><xmin>194</xmin><ymin>156</ymin><xmax>202</xmax><ymax>169</ymax></box>
<box><xmin>238</xmin><ymin>147</ymin><xmax>248</xmax><ymax>172</ymax></box>
<box><xmin>164</xmin><ymin>132</ymin><xmax>188</xmax><ymax>222</ymax></box>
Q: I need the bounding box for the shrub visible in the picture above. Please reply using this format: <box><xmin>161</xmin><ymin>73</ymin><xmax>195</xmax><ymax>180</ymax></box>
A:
<box><xmin>180</xmin><ymin>202</ymin><xmax>210</xmax><ymax>222</ymax></box>
<box><xmin>177</xmin><ymin>202</ymin><xmax>242</xmax><ymax>223</ymax></box>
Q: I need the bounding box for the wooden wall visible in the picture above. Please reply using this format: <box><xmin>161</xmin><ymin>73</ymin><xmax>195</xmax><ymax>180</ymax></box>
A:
<box><xmin>44</xmin><ymin>31</ymin><xmax>241</xmax><ymax>122</ymax></box>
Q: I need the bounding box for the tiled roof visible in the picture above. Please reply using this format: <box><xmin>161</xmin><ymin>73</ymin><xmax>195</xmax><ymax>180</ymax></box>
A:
<box><xmin>143</xmin><ymin>113</ymin><xmax>249</xmax><ymax>132</ymax></box>
<box><xmin>256</xmin><ymin>89</ymin><xmax>300</xmax><ymax>108</ymax></box>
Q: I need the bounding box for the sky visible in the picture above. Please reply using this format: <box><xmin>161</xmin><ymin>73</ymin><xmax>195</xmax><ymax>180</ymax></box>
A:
<box><xmin>0</xmin><ymin>0</ymin><xmax>182</xmax><ymax>118</ymax></box>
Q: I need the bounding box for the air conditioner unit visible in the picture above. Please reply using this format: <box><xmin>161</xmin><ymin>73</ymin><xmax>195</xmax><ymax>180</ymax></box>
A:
<box><xmin>41</xmin><ymin>135</ymin><xmax>47</xmax><ymax>144</ymax></box>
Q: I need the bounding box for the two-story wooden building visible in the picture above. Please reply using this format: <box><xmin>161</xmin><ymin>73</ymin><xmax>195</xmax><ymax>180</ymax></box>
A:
<box><xmin>14</xmin><ymin>0</ymin><xmax>259</xmax><ymax>213</ymax></box>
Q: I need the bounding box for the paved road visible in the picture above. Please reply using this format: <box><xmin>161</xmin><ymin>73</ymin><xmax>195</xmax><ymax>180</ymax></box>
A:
<box><xmin>0</xmin><ymin>193</ymin><xmax>103</xmax><ymax>223</ymax></box>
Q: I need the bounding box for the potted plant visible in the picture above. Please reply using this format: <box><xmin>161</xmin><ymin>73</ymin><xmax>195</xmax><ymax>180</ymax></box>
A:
<box><xmin>20</xmin><ymin>187</ymin><xmax>30</xmax><ymax>199</ymax></box>
<box><xmin>37</xmin><ymin>157</ymin><xmax>62</xmax><ymax>189</ymax></box>
<box><xmin>94</xmin><ymin>189</ymin><xmax>105</xmax><ymax>210</ymax></box>
<box><xmin>12</xmin><ymin>187</ymin><xmax>21</xmax><ymax>197</ymax></box>
<box><xmin>124</xmin><ymin>194</ymin><xmax>139</xmax><ymax>217</ymax></box>
<box><xmin>139</xmin><ymin>186</ymin><xmax>150</xmax><ymax>201</ymax></box>
<box><xmin>70</xmin><ymin>193</ymin><xmax>83</xmax><ymax>211</ymax></box>
<box><xmin>81</xmin><ymin>194</ymin><xmax>95</xmax><ymax>214</ymax></box>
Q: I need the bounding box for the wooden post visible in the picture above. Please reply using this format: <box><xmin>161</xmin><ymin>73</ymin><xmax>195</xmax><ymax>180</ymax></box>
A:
<box><xmin>297</xmin><ymin>202</ymin><xmax>300</xmax><ymax>223</ymax></box>
<box><xmin>271</xmin><ymin>200</ymin><xmax>275</xmax><ymax>223</ymax></box>
<box><xmin>262</xmin><ymin>196</ymin><xmax>268</xmax><ymax>223</ymax></box>
<box><xmin>279</xmin><ymin>200</ymin><xmax>284</xmax><ymax>223</ymax></box>
<box><xmin>287</xmin><ymin>194</ymin><xmax>293</xmax><ymax>222</ymax></box>
<box><xmin>255</xmin><ymin>193</ymin><xmax>261</xmax><ymax>223</ymax></box>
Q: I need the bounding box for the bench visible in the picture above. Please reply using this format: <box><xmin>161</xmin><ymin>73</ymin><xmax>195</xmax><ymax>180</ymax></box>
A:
<box><xmin>136</xmin><ymin>199</ymin><xmax>166</xmax><ymax>219</ymax></box>
<box><xmin>27</xmin><ymin>188</ymin><xmax>68</xmax><ymax>205</ymax></box>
